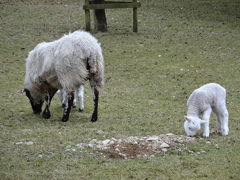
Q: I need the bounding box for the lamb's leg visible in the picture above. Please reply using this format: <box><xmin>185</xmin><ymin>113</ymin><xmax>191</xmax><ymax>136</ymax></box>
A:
<box><xmin>202</xmin><ymin>107</ymin><xmax>212</xmax><ymax>137</ymax></box>
<box><xmin>91</xmin><ymin>86</ymin><xmax>99</xmax><ymax>122</ymax></box>
<box><xmin>61</xmin><ymin>92</ymin><xmax>74</xmax><ymax>122</ymax></box>
<box><xmin>77</xmin><ymin>85</ymin><xmax>84</xmax><ymax>112</ymax></box>
<box><xmin>216</xmin><ymin>103</ymin><xmax>229</xmax><ymax>136</ymax></box>
<box><xmin>73</xmin><ymin>91</ymin><xmax>77</xmax><ymax>108</ymax></box>
<box><xmin>42</xmin><ymin>89</ymin><xmax>57</xmax><ymax>119</ymax></box>
<box><xmin>58</xmin><ymin>90</ymin><xmax>76</xmax><ymax>108</ymax></box>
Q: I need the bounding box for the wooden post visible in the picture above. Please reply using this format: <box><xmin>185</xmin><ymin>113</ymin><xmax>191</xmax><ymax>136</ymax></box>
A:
<box><xmin>133</xmin><ymin>0</ymin><xmax>138</xmax><ymax>32</ymax></box>
<box><xmin>94</xmin><ymin>0</ymin><xmax>108</xmax><ymax>32</ymax></box>
<box><xmin>85</xmin><ymin>0</ymin><xmax>91</xmax><ymax>31</ymax></box>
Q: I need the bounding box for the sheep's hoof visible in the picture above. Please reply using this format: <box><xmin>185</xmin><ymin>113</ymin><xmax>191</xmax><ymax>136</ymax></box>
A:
<box><xmin>61</xmin><ymin>116</ymin><xmax>69</xmax><ymax>122</ymax></box>
<box><xmin>79</xmin><ymin>108</ymin><xmax>84</xmax><ymax>112</ymax></box>
<box><xmin>42</xmin><ymin>110</ymin><xmax>51</xmax><ymax>119</ymax></box>
<box><xmin>91</xmin><ymin>115</ymin><xmax>98</xmax><ymax>122</ymax></box>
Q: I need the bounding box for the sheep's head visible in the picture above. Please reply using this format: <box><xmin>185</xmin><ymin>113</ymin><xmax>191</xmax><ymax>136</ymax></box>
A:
<box><xmin>24</xmin><ymin>88</ymin><xmax>44</xmax><ymax>114</ymax></box>
<box><xmin>184</xmin><ymin>116</ymin><xmax>206</xmax><ymax>136</ymax></box>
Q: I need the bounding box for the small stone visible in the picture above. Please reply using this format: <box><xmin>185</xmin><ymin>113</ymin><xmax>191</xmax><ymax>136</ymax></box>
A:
<box><xmin>15</xmin><ymin>141</ymin><xmax>34</xmax><ymax>145</ymax></box>
<box><xmin>89</xmin><ymin>139</ymin><xmax>97</xmax><ymax>144</ymax></box>
<box><xmin>15</xmin><ymin>142</ymin><xmax>23</xmax><ymax>145</ymax></box>
<box><xmin>96</xmin><ymin>130</ymin><xmax>105</xmax><ymax>135</ymax></box>
<box><xmin>206</xmin><ymin>141</ymin><xmax>211</xmax><ymax>144</ymax></box>
<box><xmin>166</xmin><ymin>133</ymin><xmax>174</xmax><ymax>136</ymax></box>
<box><xmin>160</xmin><ymin>142</ymin><xmax>170</xmax><ymax>148</ymax></box>
<box><xmin>66</xmin><ymin>145</ymin><xmax>71</xmax><ymax>149</ymax></box>
<box><xmin>76</xmin><ymin>143</ymin><xmax>85</xmax><ymax>150</ymax></box>
<box><xmin>25</xmin><ymin>141</ymin><xmax>34</xmax><ymax>145</ymax></box>
<box><xmin>162</xmin><ymin>148</ymin><xmax>168</xmax><ymax>152</ymax></box>
<box><xmin>111</xmin><ymin>137</ymin><xmax>117</xmax><ymax>141</ymax></box>
<box><xmin>147</xmin><ymin>136</ymin><xmax>159</xmax><ymax>141</ymax></box>
<box><xmin>38</xmin><ymin>154</ymin><xmax>43</xmax><ymax>158</ymax></box>
<box><xmin>102</xmin><ymin>139</ymin><xmax>111</xmax><ymax>146</ymax></box>
<box><xmin>88</xmin><ymin>144</ymin><xmax>95</xmax><ymax>148</ymax></box>
<box><xmin>48</xmin><ymin>152</ymin><xmax>54</xmax><ymax>155</ymax></box>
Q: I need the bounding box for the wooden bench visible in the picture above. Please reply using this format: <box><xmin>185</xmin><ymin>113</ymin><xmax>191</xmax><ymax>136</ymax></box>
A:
<box><xmin>83</xmin><ymin>0</ymin><xmax>141</xmax><ymax>32</ymax></box>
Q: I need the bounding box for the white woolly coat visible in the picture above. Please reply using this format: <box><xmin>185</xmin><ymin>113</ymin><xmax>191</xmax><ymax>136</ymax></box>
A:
<box><xmin>24</xmin><ymin>31</ymin><xmax>104</xmax><ymax>98</ymax></box>
<box><xmin>187</xmin><ymin>83</ymin><xmax>226</xmax><ymax>116</ymax></box>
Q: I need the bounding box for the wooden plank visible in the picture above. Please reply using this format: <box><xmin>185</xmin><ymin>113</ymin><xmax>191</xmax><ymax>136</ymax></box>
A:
<box><xmin>83</xmin><ymin>2</ymin><xmax>141</xmax><ymax>9</ymax></box>
<box><xmin>85</xmin><ymin>0</ymin><xmax>91</xmax><ymax>31</ymax></box>
<box><xmin>94</xmin><ymin>0</ymin><xmax>108</xmax><ymax>32</ymax></box>
<box><xmin>133</xmin><ymin>0</ymin><xmax>138</xmax><ymax>32</ymax></box>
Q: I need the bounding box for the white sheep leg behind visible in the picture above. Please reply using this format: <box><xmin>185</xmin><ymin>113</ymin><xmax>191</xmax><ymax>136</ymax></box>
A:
<box><xmin>76</xmin><ymin>85</ymin><xmax>84</xmax><ymax>111</ymax></box>
<box><xmin>57</xmin><ymin>85</ymin><xmax>84</xmax><ymax>112</ymax></box>
<box><xmin>214</xmin><ymin>100</ymin><xmax>229</xmax><ymax>135</ymax></box>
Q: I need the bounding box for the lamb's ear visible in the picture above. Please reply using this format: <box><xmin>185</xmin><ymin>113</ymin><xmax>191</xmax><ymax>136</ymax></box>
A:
<box><xmin>200</xmin><ymin>119</ymin><xmax>207</xmax><ymax>124</ymax></box>
<box><xmin>184</xmin><ymin>116</ymin><xmax>191</xmax><ymax>122</ymax></box>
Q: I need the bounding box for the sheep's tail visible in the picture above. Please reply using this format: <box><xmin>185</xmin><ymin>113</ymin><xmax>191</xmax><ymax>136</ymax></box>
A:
<box><xmin>88</xmin><ymin>47</ymin><xmax>104</xmax><ymax>90</ymax></box>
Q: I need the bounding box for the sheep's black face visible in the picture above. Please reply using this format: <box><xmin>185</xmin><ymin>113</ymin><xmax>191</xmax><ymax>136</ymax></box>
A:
<box><xmin>24</xmin><ymin>88</ymin><xmax>43</xmax><ymax>114</ymax></box>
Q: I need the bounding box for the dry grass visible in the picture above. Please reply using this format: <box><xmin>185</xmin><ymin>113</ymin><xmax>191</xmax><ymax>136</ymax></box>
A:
<box><xmin>0</xmin><ymin>0</ymin><xmax>240</xmax><ymax>179</ymax></box>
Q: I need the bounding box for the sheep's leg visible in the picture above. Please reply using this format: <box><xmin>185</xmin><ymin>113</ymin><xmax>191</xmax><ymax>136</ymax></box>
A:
<box><xmin>91</xmin><ymin>87</ymin><xmax>99</xmax><ymax>122</ymax></box>
<box><xmin>216</xmin><ymin>103</ymin><xmax>229</xmax><ymax>135</ymax></box>
<box><xmin>62</xmin><ymin>92</ymin><xmax>74</xmax><ymax>122</ymax></box>
<box><xmin>202</xmin><ymin>107</ymin><xmax>212</xmax><ymax>137</ymax></box>
<box><xmin>42</xmin><ymin>89</ymin><xmax>57</xmax><ymax>119</ymax></box>
<box><xmin>77</xmin><ymin>85</ymin><xmax>84</xmax><ymax>112</ymax></box>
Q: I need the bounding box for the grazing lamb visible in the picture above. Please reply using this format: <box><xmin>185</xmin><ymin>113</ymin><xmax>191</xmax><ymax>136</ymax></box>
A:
<box><xmin>57</xmin><ymin>85</ymin><xmax>85</xmax><ymax>112</ymax></box>
<box><xmin>184</xmin><ymin>83</ymin><xmax>229</xmax><ymax>137</ymax></box>
<box><xmin>23</xmin><ymin>30</ymin><xmax>104</xmax><ymax>122</ymax></box>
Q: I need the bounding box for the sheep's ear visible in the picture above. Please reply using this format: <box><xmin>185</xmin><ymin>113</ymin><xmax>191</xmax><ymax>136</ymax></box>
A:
<box><xmin>23</xmin><ymin>88</ymin><xmax>29</xmax><ymax>94</ymax></box>
<box><xmin>23</xmin><ymin>88</ymin><xmax>32</xmax><ymax>99</ymax></box>
<box><xmin>184</xmin><ymin>116</ymin><xmax>191</xmax><ymax>122</ymax></box>
<box><xmin>200</xmin><ymin>119</ymin><xmax>207</xmax><ymax>124</ymax></box>
<box><xmin>18</xmin><ymin>89</ymin><xmax>25</xmax><ymax>94</ymax></box>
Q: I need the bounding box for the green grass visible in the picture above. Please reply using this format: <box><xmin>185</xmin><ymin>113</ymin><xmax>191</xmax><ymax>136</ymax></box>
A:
<box><xmin>0</xmin><ymin>0</ymin><xmax>240</xmax><ymax>179</ymax></box>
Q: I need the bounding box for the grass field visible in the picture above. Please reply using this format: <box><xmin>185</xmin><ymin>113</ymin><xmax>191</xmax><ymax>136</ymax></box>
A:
<box><xmin>0</xmin><ymin>0</ymin><xmax>240</xmax><ymax>179</ymax></box>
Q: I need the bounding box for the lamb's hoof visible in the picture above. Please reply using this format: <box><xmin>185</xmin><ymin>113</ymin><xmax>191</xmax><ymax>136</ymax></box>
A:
<box><xmin>72</xmin><ymin>104</ymin><xmax>76</xmax><ymax>108</ymax></box>
<box><xmin>79</xmin><ymin>108</ymin><xmax>84</xmax><ymax>112</ymax></box>
<box><xmin>218</xmin><ymin>128</ymin><xmax>229</xmax><ymax>136</ymax></box>
<box><xmin>202</xmin><ymin>134</ymin><xmax>209</xmax><ymax>138</ymax></box>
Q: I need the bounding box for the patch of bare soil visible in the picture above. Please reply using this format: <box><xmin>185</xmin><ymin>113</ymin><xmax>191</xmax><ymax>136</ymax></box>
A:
<box><xmin>86</xmin><ymin>133</ymin><xmax>195</xmax><ymax>159</ymax></box>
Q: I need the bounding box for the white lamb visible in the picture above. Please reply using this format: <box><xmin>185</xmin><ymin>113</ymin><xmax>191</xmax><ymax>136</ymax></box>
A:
<box><xmin>57</xmin><ymin>85</ymin><xmax>85</xmax><ymax>112</ymax></box>
<box><xmin>184</xmin><ymin>83</ymin><xmax>229</xmax><ymax>137</ymax></box>
<box><xmin>23</xmin><ymin>30</ymin><xmax>104</xmax><ymax>122</ymax></box>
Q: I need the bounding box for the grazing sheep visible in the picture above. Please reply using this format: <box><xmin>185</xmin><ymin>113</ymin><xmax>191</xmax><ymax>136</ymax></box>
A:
<box><xmin>23</xmin><ymin>30</ymin><xmax>104</xmax><ymax>122</ymax></box>
<box><xmin>57</xmin><ymin>85</ymin><xmax>85</xmax><ymax>112</ymax></box>
<box><xmin>184</xmin><ymin>83</ymin><xmax>229</xmax><ymax>137</ymax></box>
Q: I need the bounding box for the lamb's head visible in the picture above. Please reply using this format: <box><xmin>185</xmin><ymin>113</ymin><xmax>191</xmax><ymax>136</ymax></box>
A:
<box><xmin>184</xmin><ymin>116</ymin><xmax>206</xmax><ymax>136</ymax></box>
<box><xmin>23</xmin><ymin>87</ymin><xmax>44</xmax><ymax>114</ymax></box>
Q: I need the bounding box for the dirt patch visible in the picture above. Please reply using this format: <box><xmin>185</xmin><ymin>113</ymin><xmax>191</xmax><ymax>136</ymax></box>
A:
<box><xmin>84</xmin><ymin>133</ymin><xmax>195</xmax><ymax>159</ymax></box>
